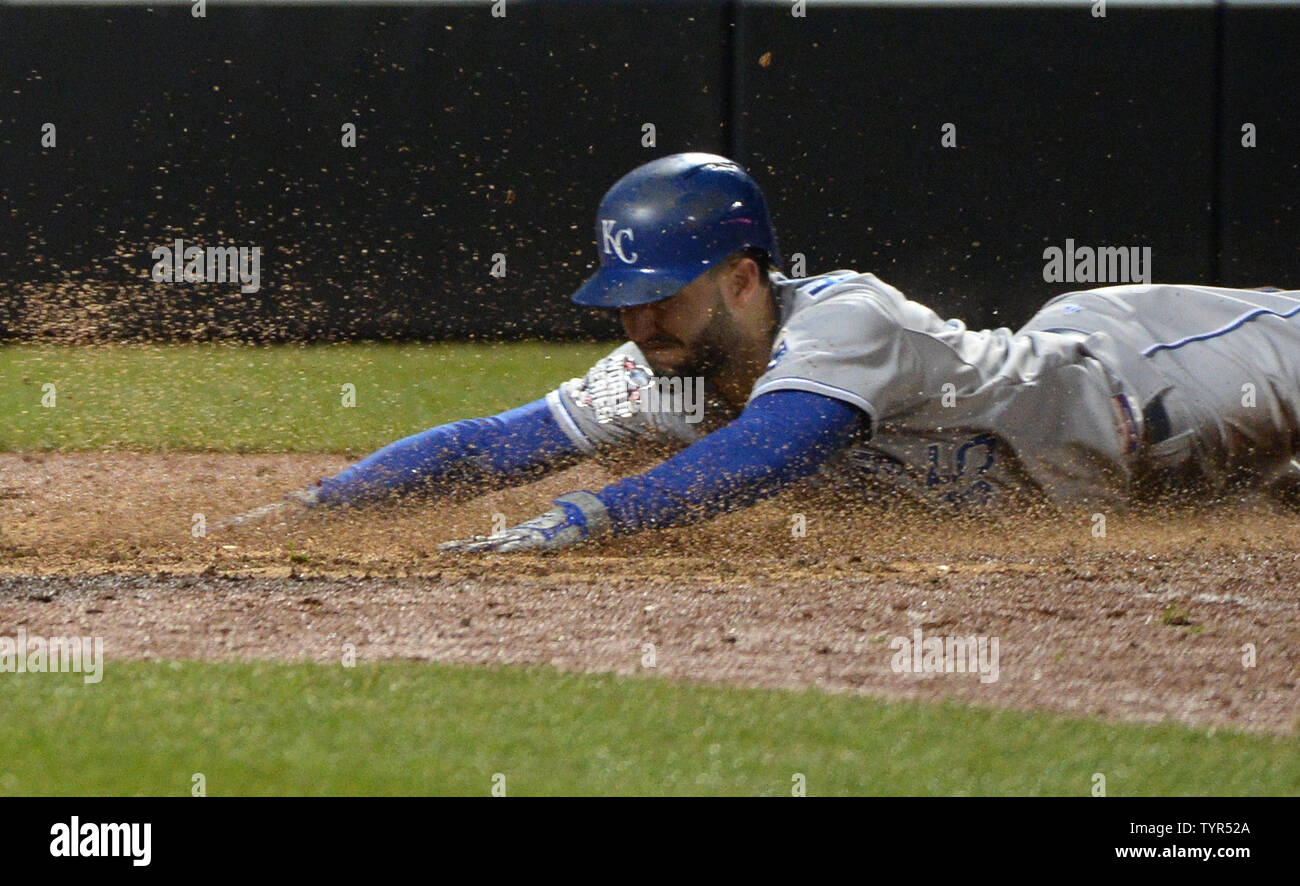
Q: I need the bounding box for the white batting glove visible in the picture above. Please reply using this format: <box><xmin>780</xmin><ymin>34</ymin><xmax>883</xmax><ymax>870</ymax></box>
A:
<box><xmin>439</xmin><ymin>491</ymin><xmax>610</xmax><ymax>554</ymax></box>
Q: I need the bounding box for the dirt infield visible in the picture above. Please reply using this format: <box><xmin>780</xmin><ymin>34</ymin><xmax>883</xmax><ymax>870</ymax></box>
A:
<box><xmin>1</xmin><ymin>452</ymin><xmax>1297</xmax><ymax>735</ymax></box>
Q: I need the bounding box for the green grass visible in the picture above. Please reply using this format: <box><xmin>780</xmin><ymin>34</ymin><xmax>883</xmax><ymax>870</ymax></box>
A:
<box><xmin>5</xmin><ymin>342</ymin><xmax>1294</xmax><ymax>796</ymax></box>
<box><xmin>0</xmin><ymin>660</ymin><xmax>1295</xmax><ymax>796</ymax></box>
<box><xmin>0</xmin><ymin>342</ymin><xmax>614</xmax><ymax>452</ymax></box>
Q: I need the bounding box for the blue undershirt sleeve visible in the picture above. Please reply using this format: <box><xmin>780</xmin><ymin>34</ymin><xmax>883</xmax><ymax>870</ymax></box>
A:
<box><xmin>317</xmin><ymin>397</ymin><xmax>580</xmax><ymax>506</ymax></box>
<box><xmin>595</xmin><ymin>389</ymin><xmax>867</xmax><ymax>534</ymax></box>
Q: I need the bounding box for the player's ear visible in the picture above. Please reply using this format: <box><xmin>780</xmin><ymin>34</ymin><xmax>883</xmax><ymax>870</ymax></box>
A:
<box><xmin>722</xmin><ymin>256</ymin><xmax>760</xmax><ymax>305</ymax></box>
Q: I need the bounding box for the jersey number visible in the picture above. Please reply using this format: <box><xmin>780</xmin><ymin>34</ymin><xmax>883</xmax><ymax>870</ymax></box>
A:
<box><xmin>925</xmin><ymin>434</ymin><xmax>997</xmax><ymax>505</ymax></box>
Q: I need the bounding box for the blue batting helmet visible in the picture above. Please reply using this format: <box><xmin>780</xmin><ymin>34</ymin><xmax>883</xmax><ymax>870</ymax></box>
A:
<box><xmin>570</xmin><ymin>153</ymin><xmax>782</xmax><ymax>309</ymax></box>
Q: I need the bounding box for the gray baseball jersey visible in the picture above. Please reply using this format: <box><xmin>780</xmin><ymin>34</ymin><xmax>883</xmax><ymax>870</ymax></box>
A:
<box><xmin>547</xmin><ymin>271</ymin><xmax>1300</xmax><ymax>508</ymax></box>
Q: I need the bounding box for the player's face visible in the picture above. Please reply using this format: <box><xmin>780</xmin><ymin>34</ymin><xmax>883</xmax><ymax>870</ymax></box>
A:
<box><xmin>618</xmin><ymin>270</ymin><xmax>741</xmax><ymax>378</ymax></box>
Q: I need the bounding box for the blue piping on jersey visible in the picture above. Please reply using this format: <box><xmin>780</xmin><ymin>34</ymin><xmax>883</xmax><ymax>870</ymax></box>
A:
<box><xmin>1141</xmin><ymin>302</ymin><xmax>1300</xmax><ymax>357</ymax></box>
<box><xmin>800</xmin><ymin>274</ymin><xmax>855</xmax><ymax>296</ymax></box>
<box><xmin>750</xmin><ymin>376</ymin><xmax>876</xmax><ymax>417</ymax></box>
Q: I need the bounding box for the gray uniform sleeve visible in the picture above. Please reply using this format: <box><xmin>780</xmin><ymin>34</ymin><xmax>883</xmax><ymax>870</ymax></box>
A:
<box><xmin>749</xmin><ymin>291</ymin><xmax>925</xmax><ymax>422</ymax></box>
<box><xmin>545</xmin><ymin>342</ymin><xmax>711</xmax><ymax>453</ymax></box>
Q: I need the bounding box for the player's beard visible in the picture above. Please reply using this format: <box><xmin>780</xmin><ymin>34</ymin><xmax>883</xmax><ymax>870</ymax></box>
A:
<box><xmin>664</xmin><ymin>288</ymin><xmax>743</xmax><ymax>381</ymax></box>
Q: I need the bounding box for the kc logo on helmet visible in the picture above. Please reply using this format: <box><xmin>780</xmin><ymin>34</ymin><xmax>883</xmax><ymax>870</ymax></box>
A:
<box><xmin>601</xmin><ymin>219</ymin><xmax>638</xmax><ymax>264</ymax></box>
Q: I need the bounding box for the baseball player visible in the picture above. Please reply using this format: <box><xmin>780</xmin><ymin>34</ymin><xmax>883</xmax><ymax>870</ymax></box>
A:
<box><xmin>241</xmin><ymin>153</ymin><xmax>1300</xmax><ymax>552</ymax></box>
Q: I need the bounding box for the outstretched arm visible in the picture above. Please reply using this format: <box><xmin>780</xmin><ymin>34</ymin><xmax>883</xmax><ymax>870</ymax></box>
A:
<box><xmin>225</xmin><ymin>343</ymin><xmax>705</xmax><ymax>528</ymax></box>
<box><xmin>440</xmin><ymin>390</ymin><xmax>867</xmax><ymax>552</ymax></box>
<box><xmin>224</xmin><ymin>397</ymin><xmax>583</xmax><ymax>527</ymax></box>
<box><xmin>315</xmin><ymin>397</ymin><xmax>582</xmax><ymax>506</ymax></box>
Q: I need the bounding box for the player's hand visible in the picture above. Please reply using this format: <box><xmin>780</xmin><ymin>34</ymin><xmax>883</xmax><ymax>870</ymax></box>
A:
<box><xmin>438</xmin><ymin>506</ymin><xmax>583</xmax><ymax>554</ymax></box>
<box><xmin>439</xmin><ymin>492</ymin><xmax>609</xmax><ymax>554</ymax></box>
<box><xmin>220</xmin><ymin>486</ymin><xmax>321</xmax><ymax>530</ymax></box>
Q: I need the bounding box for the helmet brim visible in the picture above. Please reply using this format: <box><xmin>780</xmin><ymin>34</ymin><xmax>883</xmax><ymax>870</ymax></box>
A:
<box><xmin>570</xmin><ymin>264</ymin><xmax>706</xmax><ymax>309</ymax></box>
